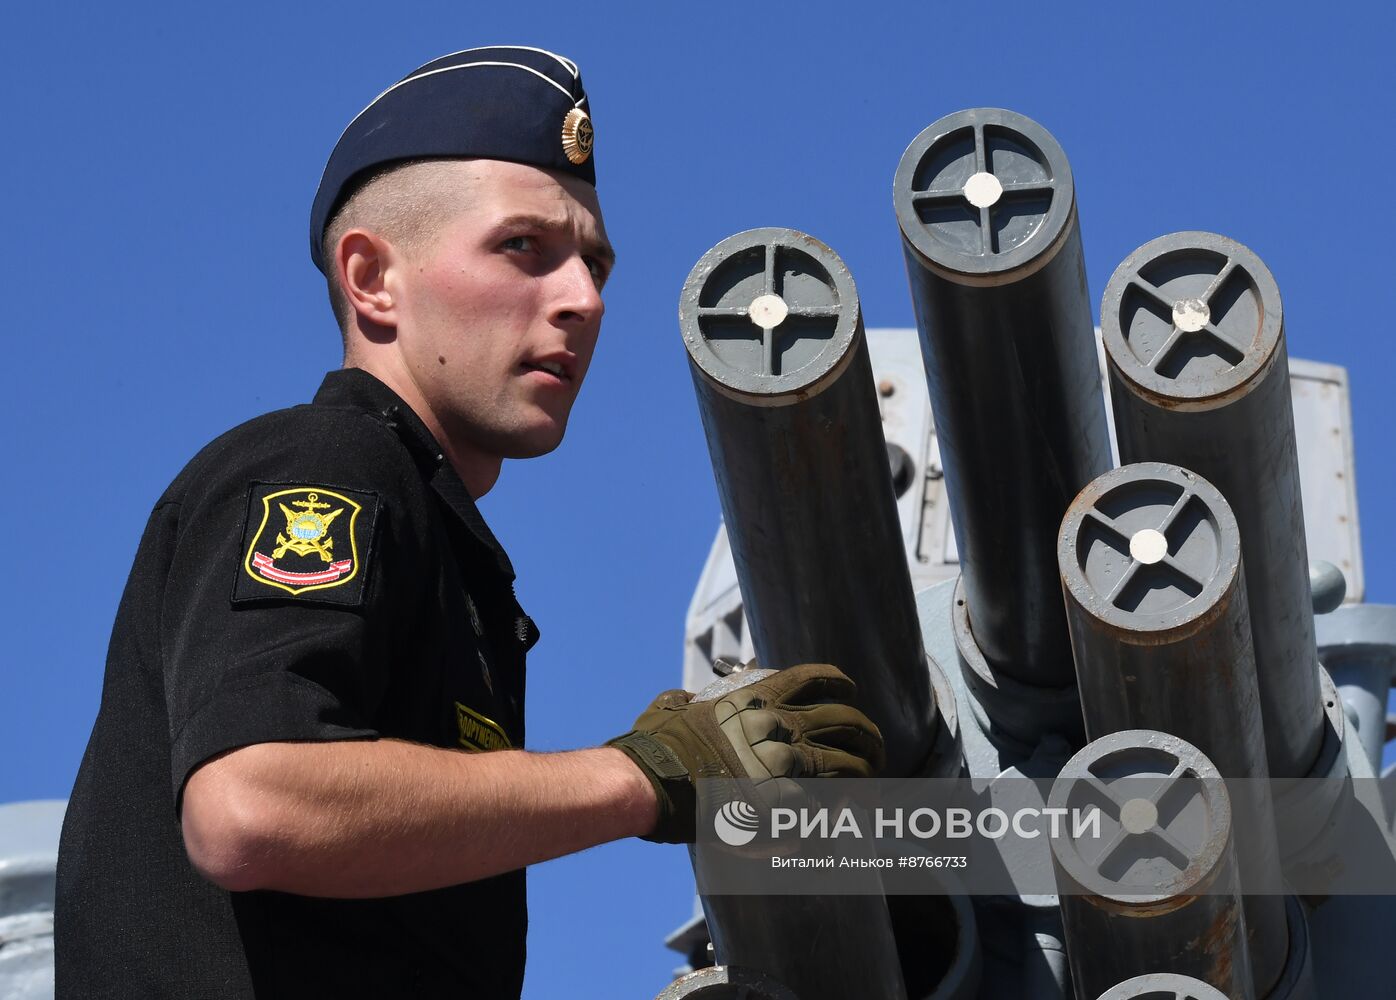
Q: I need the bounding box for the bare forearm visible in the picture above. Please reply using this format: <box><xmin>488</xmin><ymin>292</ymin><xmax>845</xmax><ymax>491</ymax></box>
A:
<box><xmin>182</xmin><ymin>740</ymin><xmax>657</xmax><ymax>897</ymax></box>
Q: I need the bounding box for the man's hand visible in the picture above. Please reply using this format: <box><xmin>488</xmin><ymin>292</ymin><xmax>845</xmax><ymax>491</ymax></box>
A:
<box><xmin>607</xmin><ymin>663</ymin><xmax>884</xmax><ymax>844</ymax></box>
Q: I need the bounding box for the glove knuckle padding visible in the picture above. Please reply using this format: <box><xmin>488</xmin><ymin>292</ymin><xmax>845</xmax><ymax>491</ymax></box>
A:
<box><xmin>715</xmin><ymin>710</ymin><xmax>776</xmax><ymax>781</ymax></box>
<box><xmin>739</xmin><ymin>708</ymin><xmax>788</xmax><ymax>745</ymax></box>
<box><xmin>720</xmin><ymin>689</ymin><xmax>766</xmax><ymax>716</ymax></box>
<box><xmin>753</xmin><ymin>740</ymin><xmax>804</xmax><ymax>779</ymax></box>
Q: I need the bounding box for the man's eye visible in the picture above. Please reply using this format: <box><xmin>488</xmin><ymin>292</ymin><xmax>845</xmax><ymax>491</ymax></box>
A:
<box><xmin>501</xmin><ymin>235</ymin><xmax>537</xmax><ymax>253</ymax></box>
<box><xmin>584</xmin><ymin>257</ymin><xmax>607</xmax><ymax>286</ymax></box>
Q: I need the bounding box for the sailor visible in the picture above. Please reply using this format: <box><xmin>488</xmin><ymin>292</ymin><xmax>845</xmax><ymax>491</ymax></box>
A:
<box><xmin>54</xmin><ymin>46</ymin><xmax>884</xmax><ymax>997</ymax></box>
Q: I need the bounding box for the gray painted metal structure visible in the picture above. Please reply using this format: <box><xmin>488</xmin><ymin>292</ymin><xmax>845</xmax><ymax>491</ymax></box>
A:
<box><xmin>0</xmin><ymin>801</ymin><xmax>62</xmax><ymax>1000</ymax></box>
<box><xmin>671</xmin><ymin>324</ymin><xmax>1387</xmax><ymax>1000</ymax></box>
<box><xmin>1316</xmin><ymin>604</ymin><xmax>1396</xmax><ymax>776</ymax></box>
<box><xmin>667</xmin><ymin>108</ymin><xmax>1394</xmax><ymax>1000</ymax></box>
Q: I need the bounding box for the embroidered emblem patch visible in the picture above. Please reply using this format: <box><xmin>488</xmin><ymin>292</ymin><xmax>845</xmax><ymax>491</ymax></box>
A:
<box><xmin>456</xmin><ymin>702</ymin><xmax>512</xmax><ymax>752</ymax></box>
<box><xmin>234</xmin><ymin>483</ymin><xmax>379</xmax><ymax>604</ymax></box>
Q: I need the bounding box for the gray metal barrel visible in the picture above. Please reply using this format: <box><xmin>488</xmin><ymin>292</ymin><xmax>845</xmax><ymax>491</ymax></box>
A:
<box><xmin>679</xmin><ymin>231</ymin><xmax>931</xmax><ymax>1000</ymax></box>
<box><xmin>1057</xmin><ymin>462</ymin><xmax>1286</xmax><ymax>994</ymax></box>
<box><xmin>1100</xmin><ymin>232</ymin><xmax>1322</xmax><ymax>780</ymax></box>
<box><xmin>687</xmin><ymin>670</ymin><xmax>909</xmax><ymax>1000</ymax></box>
<box><xmin>1094</xmin><ymin>974</ymin><xmax>1230</xmax><ymax>1000</ymax></box>
<box><xmin>893</xmin><ymin>107</ymin><xmax>1111</xmax><ymax>689</ymax></box>
<box><xmin>680</xmin><ymin>227</ymin><xmax>936</xmax><ymax>777</ymax></box>
<box><xmin>698</xmin><ymin>895</ymin><xmax>907</xmax><ymax>1000</ymax></box>
<box><xmin>1049</xmin><ymin>730</ymin><xmax>1253</xmax><ymax>1000</ymax></box>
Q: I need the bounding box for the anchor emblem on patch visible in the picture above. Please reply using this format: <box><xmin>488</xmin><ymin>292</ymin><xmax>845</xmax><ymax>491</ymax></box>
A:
<box><xmin>275</xmin><ymin>493</ymin><xmax>343</xmax><ymax>557</ymax></box>
<box><xmin>236</xmin><ymin>483</ymin><xmax>378</xmax><ymax>602</ymax></box>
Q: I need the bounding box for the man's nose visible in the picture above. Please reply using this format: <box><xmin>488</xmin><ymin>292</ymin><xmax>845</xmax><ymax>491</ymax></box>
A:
<box><xmin>550</xmin><ymin>254</ymin><xmax>604</xmax><ymax>328</ymax></box>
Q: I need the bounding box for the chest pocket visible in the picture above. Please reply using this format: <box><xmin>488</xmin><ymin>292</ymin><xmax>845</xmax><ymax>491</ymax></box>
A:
<box><xmin>448</xmin><ymin>591</ymin><xmax>510</xmax><ymax>751</ymax></box>
<box><xmin>444</xmin><ymin>569</ymin><xmax>538</xmax><ymax>752</ymax></box>
<box><xmin>438</xmin><ymin>590</ymin><xmax>498</xmax><ymax>749</ymax></box>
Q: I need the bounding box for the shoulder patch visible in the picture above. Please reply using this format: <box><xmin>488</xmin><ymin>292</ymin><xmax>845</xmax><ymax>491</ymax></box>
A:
<box><xmin>233</xmin><ymin>482</ymin><xmax>380</xmax><ymax>605</ymax></box>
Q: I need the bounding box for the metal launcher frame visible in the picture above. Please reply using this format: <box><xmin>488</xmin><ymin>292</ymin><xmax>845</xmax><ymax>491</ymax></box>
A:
<box><xmin>663</xmin><ymin>109</ymin><xmax>1396</xmax><ymax>1000</ymax></box>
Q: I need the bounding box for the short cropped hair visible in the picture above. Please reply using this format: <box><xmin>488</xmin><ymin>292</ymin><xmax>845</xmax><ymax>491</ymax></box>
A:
<box><xmin>321</xmin><ymin>159</ymin><xmax>469</xmax><ymax>338</ymax></box>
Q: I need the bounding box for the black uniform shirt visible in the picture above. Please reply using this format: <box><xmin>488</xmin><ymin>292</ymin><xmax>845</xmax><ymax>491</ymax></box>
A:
<box><xmin>56</xmin><ymin>368</ymin><xmax>539</xmax><ymax>998</ymax></box>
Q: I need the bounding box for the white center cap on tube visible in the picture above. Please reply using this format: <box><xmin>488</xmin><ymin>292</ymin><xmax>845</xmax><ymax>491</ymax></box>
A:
<box><xmin>963</xmin><ymin>171</ymin><xmax>1004</xmax><ymax>209</ymax></box>
<box><xmin>1129</xmin><ymin>528</ymin><xmax>1169</xmax><ymax>565</ymax></box>
<box><xmin>1120</xmin><ymin>797</ymin><xmax>1159</xmax><ymax>835</ymax></box>
<box><xmin>1172</xmin><ymin>298</ymin><xmax>1211</xmax><ymax>333</ymax></box>
<box><xmin>748</xmin><ymin>293</ymin><xmax>789</xmax><ymax>329</ymax></box>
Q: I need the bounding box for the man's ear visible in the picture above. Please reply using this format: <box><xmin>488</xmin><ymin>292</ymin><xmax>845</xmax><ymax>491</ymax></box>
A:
<box><xmin>338</xmin><ymin>229</ymin><xmax>400</xmax><ymax>330</ymax></box>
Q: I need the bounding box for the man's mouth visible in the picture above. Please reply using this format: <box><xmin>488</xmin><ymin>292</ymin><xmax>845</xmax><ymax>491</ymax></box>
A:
<box><xmin>522</xmin><ymin>360</ymin><xmax>571</xmax><ymax>382</ymax></box>
<box><xmin>522</xmin><ymin>356</ymin><xmax>569</xmax><ymax>379</ymax></box>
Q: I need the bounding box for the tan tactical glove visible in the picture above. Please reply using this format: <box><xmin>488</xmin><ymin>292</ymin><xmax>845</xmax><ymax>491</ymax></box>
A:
<box><xmin>607</xmin><ymin>663</ymin><xmax>885</xmax><ymax>844</ymax></box>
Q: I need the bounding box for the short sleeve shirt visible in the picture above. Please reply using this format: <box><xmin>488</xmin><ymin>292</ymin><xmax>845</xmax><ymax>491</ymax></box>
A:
<box><xmin>55</xmin><ymin>369</ymin><xmax>539</xmax><ymax>998</ymax></box>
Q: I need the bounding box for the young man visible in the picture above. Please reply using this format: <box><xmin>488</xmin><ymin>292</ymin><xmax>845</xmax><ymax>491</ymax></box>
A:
<box><xmin>55</xmin><ymin>47</ymin><xmax>883</xmax><ymax>997</ymax></box>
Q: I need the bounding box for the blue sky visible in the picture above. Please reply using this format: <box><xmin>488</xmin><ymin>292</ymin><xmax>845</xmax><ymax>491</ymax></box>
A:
<box><xmin>3</xmin><ymin>2</ymin><xmax>1392</xmax><ymax>997</ymax></box>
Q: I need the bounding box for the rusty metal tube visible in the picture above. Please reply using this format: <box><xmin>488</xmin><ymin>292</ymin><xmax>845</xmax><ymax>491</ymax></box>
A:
<box><xmin>1100</xmin><ymin>232</ymin><xmax>1323</xmax><ymax>779</ymax></box>
<box><xmin>1049</xmin><ymin>730</ymin><xmax>1254</xmax><ymax>1000</ymax></box>
<box><xmin>1057</xmin><ymin>462</ymin><xmax>1286</xmax><ymax>994</ymax></box>
<box><xmin>679</xmin><ymin>230</ymin><xmax>929</xmax><ymax>1000</ymax></box>
<box><xmin>680</xmin><ymin>227</ymin><xmax>936</xmax><ymax>778</ymax></box>
<box><xmin>685</xmin><ymin>670</ymin><xmax>908</xmax><ymax>1000</ymax></box>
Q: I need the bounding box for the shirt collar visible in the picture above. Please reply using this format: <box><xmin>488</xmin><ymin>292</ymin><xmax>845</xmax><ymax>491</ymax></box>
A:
<box><xmin>312</xmin><ymin>368</ymin><xmax>516</xmax><ymax>581</ymax></box>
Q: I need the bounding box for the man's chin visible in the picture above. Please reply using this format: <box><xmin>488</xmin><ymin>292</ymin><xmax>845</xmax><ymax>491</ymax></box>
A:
<box><xmin>492</xmin><ymin>423</ymin><xmax>568</xmax><ymax>460</ymax></box>
<box><xmin>446</xmin><ymin>411</ymin><xmax>570</xmax><ymax>463</ymax></box>
<box><xmin>501</xmin><ymin>437</ymin><xmax>563</xmax><ymax>460</ymax></box>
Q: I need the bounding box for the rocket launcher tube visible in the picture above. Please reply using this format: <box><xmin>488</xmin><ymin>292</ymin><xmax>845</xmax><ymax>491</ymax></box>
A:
<box><xmin>893</xmin><ymin>108</ymin><xmax>1112</xmax><ymax>689</ymax></box>
<box><xmin>679</xmin><ymin>227</ymin><xmax>937</xmax><ymax>779</ymax></box>
<box><xmin>1099</xmin><ymin>232</ymin><xmax>1324</xmax><ymax>780</ymax></box>
<box><xmin>1049</xmin><ymin>730</ymin><xmax>1255</xmax><ymax>1000</ymax></box>
<box><xmin>1058</xmin><ymin>462</ymin><xmax>1287</xmax><ymax>994</ymax></box>
<box><xmin>679</xmin><ymin>228</ymin><xmax>942</xmax><ymax>1000</ymax></box>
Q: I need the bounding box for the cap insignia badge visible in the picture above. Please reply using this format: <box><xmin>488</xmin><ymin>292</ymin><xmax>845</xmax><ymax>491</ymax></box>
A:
<box><xmin>561</xmin><ymin>108</ymin><xmax>593</xmax><ymax>165</ymax></box>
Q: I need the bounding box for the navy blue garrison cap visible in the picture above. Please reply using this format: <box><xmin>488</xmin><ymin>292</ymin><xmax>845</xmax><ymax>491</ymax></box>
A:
<box><xmin>310</xmin><ymin>45</ymin><xmax>595</xmax><ymax>273</ymax></box>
